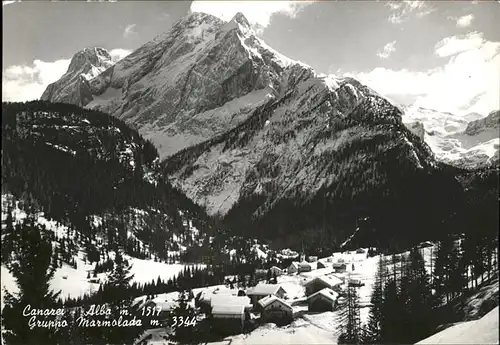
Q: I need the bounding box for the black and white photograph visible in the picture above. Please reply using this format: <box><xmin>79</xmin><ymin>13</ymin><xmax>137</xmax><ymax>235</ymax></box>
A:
<box><xmin>1</xmin><ymin>0</ymin><xmax>499</xmax><ymax>344</ymax></box>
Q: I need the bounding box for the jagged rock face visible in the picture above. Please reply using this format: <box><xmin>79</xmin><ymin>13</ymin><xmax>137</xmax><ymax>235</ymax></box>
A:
<box><xmin>41</xmin><ymin>12</ymin><xmax>295</xmax><ymax>158</ymax></box>
<box><xmin>40</xmin><ymin>11</ymin><xmax>498</xmax><ymax>248</ymax></box>
<box><xmin>465</xmin><ymin>110</ymin><xmax>499</xmax><ymax>136</ymax></box>
<box><xmin>405</xmin><ymin>121</ymin><xmax>425</xmax><ymax>141</ymax></box>
<box><xmin>161</xmin><ymin>62</ymin><xmax>458</xmax><ymax>249</ymax></box>
<box><xmin>164</xmin><ymin>71</ymin><xmax>435</xmax><ymax>218</ymax></box>
<box><xmin>41</xmin><ymin>47</ymin><xmax>114</xmax><ymax>106</ymax></box>
<box><xmin>402</xmin><ymin>106</ymin><xmax>499</xmax><ymax>168</ymax></box>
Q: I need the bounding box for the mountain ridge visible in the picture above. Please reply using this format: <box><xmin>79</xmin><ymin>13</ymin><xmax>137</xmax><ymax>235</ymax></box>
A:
<box><xmin>40</xmin><ymin>12</ymin><xmax>499</xmax><ymax>251</ymax></box>
<box><xmin>1</xmin><ymin>100</ymin><xmax>216</xmax><ymax>262</ymax></box>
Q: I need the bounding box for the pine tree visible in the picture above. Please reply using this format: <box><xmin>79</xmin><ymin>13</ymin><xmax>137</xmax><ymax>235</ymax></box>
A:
<box><xmin>433</xmin><ymin>237</ymin><xmax>453</xmax><ymax>304</ymax></box>
<box><xmin>405</xmin><ymin>248</ymin><xmax>436</xmax><ymax>342</ymax></box>
<box><xmin>2</xmin><ymin>217</ymin><xmax>62</xmax><ymax>345</ymax></box>
<box><xmin>364</xmin><ymin>255</ymin><xmax>386</xmax><ymax>343</ymax></box>
<box><xmin>379</xmin><ymin>278</ymin><xmax>399</xmax><ymax>344</ymax></box>
<box><xmin>102</xmin><ymin>250</ymin><xmax>141</xmax><ymax>344</ymax></box>
<box><xmin>1</xmin><ymin>206</ymin><xmax>15</xmax><ymax>263</ymax></box>
<box><xmin>338</xmin><ymin>280</ymin><xmax>361</xmax><ymax>344</ymax></box>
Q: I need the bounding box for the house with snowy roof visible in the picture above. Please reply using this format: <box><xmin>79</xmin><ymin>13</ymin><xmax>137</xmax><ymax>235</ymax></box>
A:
<box><xmin>307</xmin><ymin>288</ymin><xmax>339</xmax><ymax>312</ymax></box>
<box><xmin>270</xmin><ymin>266</ymin><xmax>284</xmax><ymax>276</ymax></box>
<box><xmin>211</xmin><ymin>305</ymin><xmax>246</xmax><ymax>334</ymax></box>
<box><xmin>258</xmin><ymin>295</ymin><xmax>293</xmax><ymax>325</ymax></box>
<box><xmin>332</xmin><ymin>262</ymin><xmax>347</xmax><ymax>273</ymax></box>
<box><xmin>317</xmin><ymin>260</ymin><xmax>327</xmax><ymax>269</ymax></box>
<box><xmin>287</xmin><ymin>262</ymin><xmax>299</xmax><ymax>275</ymax></box>
<box><xmin>305</xmin><ymin>275</ymin><xmax>343</xmax><ymax>296</ymax></box>
<box><xmin>197</xmin><ymin>286</ymin><xmax>238</xmax><ymax>313</ymax></box>
<box><xmin>348</xmin><ymin>278</ymin><xmax>365</xmax><ymax>287</ymax></box>
<box><xmin>298</xmin><ymin>262</ymin><xmax>312</xmax><ymax>273</ymax></box>
<box><xmin>246</xmin><ymin>284</ymin><xmax>286</xmax><ymax>305</ymax></box>
<box><xmin>210</xmin><ymin>295</ymin><xmax>252</xmax><ymax>310</ymax></box>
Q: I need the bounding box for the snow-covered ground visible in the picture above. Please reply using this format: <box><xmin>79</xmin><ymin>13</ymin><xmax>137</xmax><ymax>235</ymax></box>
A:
<box><xmin>1</xmin><ymin>249</ymin><xmax>190</xmax><ymax>305</ymax></box>
<box><xmin>1</xmin><ymin>194</ymin><xmax>193</xmax><ymax>304</ymax></box>
<box><xmin>204</xmin><ymin>320</ymin><xmax>336</xmax><ymax>345</ymax></box>
<box><xmin>416</xmin><ymin>306</ymin><xmax>499</xmax><ymax>344</ymax></box>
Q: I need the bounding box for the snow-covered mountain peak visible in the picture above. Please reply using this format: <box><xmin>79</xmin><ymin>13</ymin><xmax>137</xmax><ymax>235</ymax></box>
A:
<box><xmin>182</xmin><ymin>11</ymin><xmax>221</xmax><ymax>24</ymax></box>
<box><xmin>67</xmin><ymin>47</ymin><xmax>113</xmax><ymax>75</ymax></box>
<box><xmin>223</xmin><ymin>11</ymin><xmax>253</xmax><ymax>36</ymax></box>
<box><xmin>39</xmin><ymin>12</ymin><xmax>408</xmax><ymax>162</ymax></box>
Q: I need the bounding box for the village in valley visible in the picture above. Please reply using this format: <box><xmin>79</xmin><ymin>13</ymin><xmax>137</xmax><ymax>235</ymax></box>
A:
<box><xmin>133</xmin><ymin>247</ymin><xmax>381</xmax><ymax>344</ymax></box>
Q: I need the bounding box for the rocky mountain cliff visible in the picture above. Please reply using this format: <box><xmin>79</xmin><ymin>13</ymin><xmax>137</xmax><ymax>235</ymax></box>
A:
<box><xmin>42</xmin><ymin>12</ymin><xmax>295</xmax><ymax>158</ymax></box>
<box><xmin>40</xmin><ymin>12</ymin><xmax>498</xmax><ymax>251</ymax></box>
<box><xmin>41</xmin><ymin>47</ymin><xmax>114</xmax><ymax>107</ymax></box>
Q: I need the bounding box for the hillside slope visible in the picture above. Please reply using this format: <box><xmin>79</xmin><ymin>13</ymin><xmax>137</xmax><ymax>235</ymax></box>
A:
<box><xmin>416</xmin><ymin>306</ymin><xmax>499</xmax><ymax>344</ymax></box>
<box><xmin>162</xmin><ymin>75</ymin><xmax>498</xmax><ymax>251</ymax></box>
<box><xmin>1</xmin><ymin>101</ymin><xmax>215</xmax><ymax>261</ymax></box>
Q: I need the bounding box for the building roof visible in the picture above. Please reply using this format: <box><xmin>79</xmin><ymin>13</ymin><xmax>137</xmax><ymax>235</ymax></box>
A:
<box><xmin>212</xmin><ymin>304</ymin><xmax>245</xmax><ymax>316</ymax></box>
<box><xmin>247</xmin><ymin>284</ymin><xmax>285</xmax><ymax>296</ymax></box>
<box><xmin>332</xmin><ymin>262</ymin><xmax>347</xmax><ymax>268</ymax></box>
<box><xmin>307</xmin><ymin>288</ymin><xmax>339</xmax><ymax>302</ymax></box>
<box><xmin>288</xmin><ymin>262</ymin><xmax>299</xmax><ymax>269</ymax></box>
<box><xmin>258</xmin><ymin>295</ymin><xmax>292</xmax><ymax>310</ymax></box>
<box><xmin>298</xmin><ymin>262</ymin><xmax>311</xmax><ymax>268</ymax></box>
<box><xmin>210</xmin><ymin>295</ymin><xmax>251</xmax><ymax>307</ymax></box>
<box><xmin>306</xmin><ymin>275</ymin><xmax>343</xmax><ymax>288</ymax></box>
<box><xmin>270</xmin><ymin>266</ymin><xmax>283</xmax><ymax>271</ymax></box>
<box><xmin>200</xmin><ymin>286</ymin><xmax>237</xmax><ymax>302</ymax></box>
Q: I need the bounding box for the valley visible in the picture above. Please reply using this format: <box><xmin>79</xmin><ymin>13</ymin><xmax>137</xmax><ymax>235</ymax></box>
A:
<box><xmin>2</xmin><ymin>6</ymin><xmax>499</xmax><ymax>345</ymax></box>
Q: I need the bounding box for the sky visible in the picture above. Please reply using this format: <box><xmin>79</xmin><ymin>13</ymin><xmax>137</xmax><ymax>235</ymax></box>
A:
<box><xmin>2</xmin><ymin>0</ymin><xmax>500</xmax><ymax>116</ymax></box>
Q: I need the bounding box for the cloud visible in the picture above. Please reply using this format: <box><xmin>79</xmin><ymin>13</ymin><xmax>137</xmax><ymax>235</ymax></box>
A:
<box><xmin>123</xmin><ymin>24</ymin><xmax>138</xmax><ymax>39</ymax></box>
<box><xmin>2</xmin><ymin>48</ymin><xmax>133</xmax><ymax>102</ymax></box>
<box><xmin>386</xmin><ymin>0</ymin><xmax>435</xmax><ymax>24</ymax></box>
<box><xmin>344</xmin><ymin>32</ymin><xmax>500</xmax><ymax>116</ymax></box>
<box><xmin>377</xmin><ymin>41</ymin><xmax>397</xmax><ymax>59</ymax></box>
<box><xmin>109</xmin><ymin>48</ymin><xmax>132</xmax><ymax>62</ymax></box>
<box><xmin>448</xmin><ymin>14</ymin><xmax>475</xmax><ymax>29</ymax></box>
<box><xmin>190</xmin><ymin>1</ymin><xmax>315</xmax><ymax>33</ymax></box>
<box><xmin>2</xmin><ymin>59</ymin><xmax>71</xmax><ymax>102</ymax></box>
<box><xmin>435</xmin><ymin>31</ymin><xmax>493</xmax><ymax>57</ymax></box>
<box><xmin>454</xmin><ymin>14</ymin><xmax>475</xmax><ymax>28</ymax></box>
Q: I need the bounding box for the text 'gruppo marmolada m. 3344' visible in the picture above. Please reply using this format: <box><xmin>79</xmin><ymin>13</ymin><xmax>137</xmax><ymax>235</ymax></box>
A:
<box><xmin>1</xmin><ymin>1</ymin><xmax>499</xmax><ymax>345</ymax></box>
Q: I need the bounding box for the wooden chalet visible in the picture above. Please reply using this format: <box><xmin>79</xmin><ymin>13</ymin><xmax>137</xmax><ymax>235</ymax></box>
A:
<box><xmin>307</xmin><ymin>288</ymin><xmax>339</xmax><ymax>312</ymax></box>
<box><xmin>287</xmin><ymin>262</ymin><xmax>299</xmax><ymax>275</ymax></box>
<box><xmin>332</xmin><ymin>262</ymin><xmax>347</xmax><ymax>273</ymax></box>
<box><xmin>258</xmin><ymin>295</ymin><xmax>293</xmax><ymax>325</ymax></box>
<box><xmin>305</xmin><ymin>275</ymin><xmax>343</xmax><ymax>296</ymax></box>
<box><xmin>298</xmin><ymin>262</ymin><xmax>312</xmax><ymax>273</ymax></box>
<box><xmin>211</xmin><ymin>305</ymin><xmax>246</xmax><ymax>334</ymax></box>
<box><xmin>246</xmin><ymin>284</ymin><xmax>286</xmax><ymax>305</ymax></box>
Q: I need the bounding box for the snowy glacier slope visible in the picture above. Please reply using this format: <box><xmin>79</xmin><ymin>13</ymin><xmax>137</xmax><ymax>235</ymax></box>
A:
<box><xmin>403</xmin><ymin>107</ymin><xmax>499</xmax><ymax>168</ymax></box>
